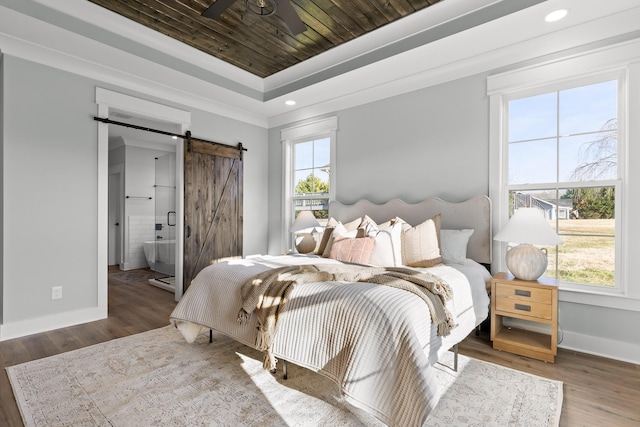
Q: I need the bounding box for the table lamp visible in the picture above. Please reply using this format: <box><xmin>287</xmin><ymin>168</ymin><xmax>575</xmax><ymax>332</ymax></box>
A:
<box><xmin>494</xmin><ymin>207</ymin><xmax>563</xmax><ymax>281</ymax></box>
<box><xmin>290</xmin><ymin>211</ymin><xmax>321</xmax><ymax>254</ymax></box>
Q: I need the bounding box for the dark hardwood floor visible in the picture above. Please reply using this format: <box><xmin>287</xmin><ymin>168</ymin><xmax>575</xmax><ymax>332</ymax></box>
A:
<box><xmin>1</xmin><ymin>269</ymin><xmax>638</xmax><ymax>426</ymax></box>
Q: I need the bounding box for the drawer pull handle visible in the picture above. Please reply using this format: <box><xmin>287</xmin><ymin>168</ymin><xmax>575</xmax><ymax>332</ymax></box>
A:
<box><xmin>515</xmin><ymin>289</ymin><xmax>531</xmax><ymax>297</ymax></box>
<box><xmin>515</xmin><ymin>304</ymin><xmax>531</xmax><ymax>312</ymax></box>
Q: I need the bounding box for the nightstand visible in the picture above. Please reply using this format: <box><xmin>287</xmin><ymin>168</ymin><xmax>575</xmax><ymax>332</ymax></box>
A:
<box><xmin>490</xmin><ymin>272</ymin><xmax>558</xmax><ymax>363</ymax></box>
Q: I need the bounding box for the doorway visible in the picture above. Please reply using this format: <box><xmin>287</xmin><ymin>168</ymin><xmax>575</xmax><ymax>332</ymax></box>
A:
<box><xmin>97</xmin><ymin>87</ymin><xmax>190</xmax><ymax>303</ymax></box>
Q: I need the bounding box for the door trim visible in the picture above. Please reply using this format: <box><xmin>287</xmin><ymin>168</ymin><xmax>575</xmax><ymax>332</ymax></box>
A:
<box><xmin>96</xmin><ymin>88</ymin><xmax>191</xmax><ymax>302</ymax></box>
<box><xmin>108</xmin><ymin>164</ymin><xmax>124</xmax><ymax>267</ymax></box>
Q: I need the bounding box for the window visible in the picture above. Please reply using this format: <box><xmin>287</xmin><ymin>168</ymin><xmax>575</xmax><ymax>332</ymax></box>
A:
<box><xmin>499</xmin><ymin>77</ymin><xmax>622</xmax><ymax>291</ymax></box>
<box><xmin>488</xmin><ymin>65</ymin><xmax>626</xmax><ymax>293</ymax></box>
<box><xmin>292</xmin><ymin>137</ymin><xmax>331</xmax><ymax>220</ymax></box>
<box><xmin>282</xmin><ymin>117</ymin><xmax>337</xmax><ymax>251</ymax></box>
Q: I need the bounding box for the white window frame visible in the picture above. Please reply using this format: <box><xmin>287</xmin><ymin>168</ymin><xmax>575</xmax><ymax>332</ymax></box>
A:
<box><xmin>281</xmin><ymin>117</ymin><xmax>337</xmax><ymax>252</ymax></box>
<box><xmin>488</xmin><ymin>41</ymin><xmax>640</xmax><ymax>312</ymax></box>
<box><xmin>503</xmin><ymin>74</ymin><xmax>624</xmax><ymax>292</ymax></box>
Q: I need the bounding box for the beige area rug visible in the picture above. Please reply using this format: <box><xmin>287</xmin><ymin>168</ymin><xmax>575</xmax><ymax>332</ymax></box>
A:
<box><xmin>6</xmin><ymin>326</ymin><xmax>562</xmax><ymax>427</ymax></box>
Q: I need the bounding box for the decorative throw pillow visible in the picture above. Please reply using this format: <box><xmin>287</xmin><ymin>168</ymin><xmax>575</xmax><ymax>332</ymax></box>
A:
<box><xmin>328</xmin><ymin>235</ymin><xmax>375</xmax><ymax>264</ymax></box>
<box><xmin>357</xmin><ymin>215</ymin><xmax>379</xmax><ymax>238</ymax></box>
<box><xmin>322</xmin><ymin>223</ymin><xmax>358</xmax><ymax>257</ymax></box>
<box><xmin>316</xmin><ymin>217</ymin><xmax>340</xmax><ymax>255</ymax></box>
<box><xmin>377</xmin><ymin>219</ymin><xmax>393</xmax><ymax>230</ymax></box>
<box><xmin>368</xmin><ymin>221</ymin><xmax>404</xmax><ymax>267</ymax></box>
<box><xmin>441</xmin><ymin>228</ymin><xmax>474</xmax><ymax>264</ymax></box>
<box><xmin>401</xmin><ymin>214</ymin><xmax>443</xmax><ymax>268</ymax></box>
<box><xmin>343</xmin><ymin>216</ymin><xmax>363</xmax><ymax>232</ymax></box>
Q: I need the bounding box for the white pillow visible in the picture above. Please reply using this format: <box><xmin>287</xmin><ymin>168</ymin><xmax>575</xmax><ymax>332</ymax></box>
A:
<box><xmin>368</xmin><ymin>221</ymin><xmax>404</xmax><ymax>267</ymax></box>
<box><xmin>440</xmin><ymin>228</ymin><xmax>474</xmax><ymax>264</ymax></box>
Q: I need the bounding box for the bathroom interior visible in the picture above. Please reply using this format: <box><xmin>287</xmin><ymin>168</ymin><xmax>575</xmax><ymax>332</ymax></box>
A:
<box><xmin>108</xmin><ymin>114</ymin><xmax>180</xmax><ymax>293</ymax></box>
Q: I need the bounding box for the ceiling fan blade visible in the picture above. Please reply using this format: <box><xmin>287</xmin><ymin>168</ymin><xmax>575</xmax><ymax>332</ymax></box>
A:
<box><xmin>275</xmin><ymin>0</ymin><xmax>306</xmax><ymax>35</ymax></box>
<box><xmin>202</xmin><ymin>0</ymin><xmax>237</xmax><ymax>19</ymax></box>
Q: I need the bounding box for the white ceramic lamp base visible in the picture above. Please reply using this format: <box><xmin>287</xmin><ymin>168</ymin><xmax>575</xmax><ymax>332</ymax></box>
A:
<box><xmin>506</xmin><ymin>243</ymin><xmax>548</xmax><ymax>281</ymax></box>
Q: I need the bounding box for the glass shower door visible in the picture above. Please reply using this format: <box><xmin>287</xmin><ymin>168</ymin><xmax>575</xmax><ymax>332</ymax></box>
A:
<box><xmin>151</xmin><ymin>153</ymin><xmax>176</xmax><ymax>291</ymax></box>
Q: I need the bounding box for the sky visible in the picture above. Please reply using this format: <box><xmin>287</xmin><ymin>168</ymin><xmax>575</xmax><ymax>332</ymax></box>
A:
<box><xmin>508</xmin><ymin>79</ymin><xmax>617</xmax><ymax>185</ymax></box>
<box><xmin>294</xmin><ymin>137</ymin><xmax>331</xmax><ymax>193</ymax></box>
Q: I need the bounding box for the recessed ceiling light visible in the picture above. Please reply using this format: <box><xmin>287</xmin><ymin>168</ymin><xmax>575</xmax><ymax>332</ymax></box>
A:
<box><xmin>285</xmin><ymin>100</ymin><xmax>296</xmax><ymax>106</ymax></box>
<box><xmin>545</xmin><ymin>9</ymin><xmax>568</xmax><ymax>22</ymax></box>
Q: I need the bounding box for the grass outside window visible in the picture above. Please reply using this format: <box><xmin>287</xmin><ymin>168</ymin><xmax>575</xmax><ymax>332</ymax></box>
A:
<box><xmin>545</xmin><ymin>219</ymin><xmax>615</xmax><ymax>287</ymax></box>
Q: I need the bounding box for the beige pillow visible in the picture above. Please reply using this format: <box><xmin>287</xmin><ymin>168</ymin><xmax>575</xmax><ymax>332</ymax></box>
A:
<box><xmin>401</xmin><ymin>214</ymin><xmax>443</xmax><ymax>267</ymax></box>
<box><xmin>328</xmin><ymin>235</ymin><xmax>375</xmax><ymax>264</ymax></box>
<box><xmin>316</xmin><ymin>217</ymin><xmax>340</xmax><ymax>255</ymax></box>
<box><xmin>343</xmin><ymin>216</ymin><xmax>363</xmax><ymax>232</ymax></box>
<box><xmin>357</xmin><ymin>215</ymin><xmax>379</xmax><ymax>238</ymax></box>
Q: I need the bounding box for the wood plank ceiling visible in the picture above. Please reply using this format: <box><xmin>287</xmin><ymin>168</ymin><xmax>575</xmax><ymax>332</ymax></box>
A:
<box><xmin>87</xmin><ymin>0</ymin><xmax>441</xmax><ymax>78</ymax></box>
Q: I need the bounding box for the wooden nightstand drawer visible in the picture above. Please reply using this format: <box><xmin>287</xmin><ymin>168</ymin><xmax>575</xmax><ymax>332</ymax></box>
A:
<box><xmin>495</xmin><ymin>282</ymin><xmax>552</xmax><ymax>304</ymax></box>
<box><xmin>495</xmin><ymin>298</ymin><xmax>553</xmax><ymax>320</ymax></box>
<box><xmin>490</xmin><ymin>273</ymin><xmax>558</xmax><ymax>363</ymax></box>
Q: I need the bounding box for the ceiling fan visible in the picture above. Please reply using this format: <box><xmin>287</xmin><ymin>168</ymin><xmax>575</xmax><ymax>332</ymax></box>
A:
<box><xmin>202</xmin><ymin>0</ymin><xmax>307</xmax><ymax>35</ymax></box>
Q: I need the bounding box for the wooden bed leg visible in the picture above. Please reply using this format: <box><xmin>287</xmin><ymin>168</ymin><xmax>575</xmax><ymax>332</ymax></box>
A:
<box><xmin>209</xmin><ymin>329</ymin><xmax>213</xmax><ymax>343</ymax></box>
<box><xmin>283</xmin><ymin>360</ymin><xmax>288</xmax><ymax>380</ymax></box>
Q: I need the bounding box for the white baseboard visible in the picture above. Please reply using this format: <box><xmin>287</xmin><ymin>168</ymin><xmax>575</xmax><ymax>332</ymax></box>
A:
<box><xmin>0</xmin><ymin>306</ymin><xmax>107</xmax><ymax>341</ymax></box>
<box><xmin>559</xmin><ymin>330</ymin><xmax>640</xmax><ymax>365</ymax></box>
<box><xmin>503</xmin><ymin>317</ymin><xmax>640</xmax><ymax>365</ymax></box>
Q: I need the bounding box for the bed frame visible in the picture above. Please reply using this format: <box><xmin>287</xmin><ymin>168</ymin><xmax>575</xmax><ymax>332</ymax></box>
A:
<box><xmin>328</xmin><ymin>195</ymin><xmax>492</xmax><ymax>266</ymax></box>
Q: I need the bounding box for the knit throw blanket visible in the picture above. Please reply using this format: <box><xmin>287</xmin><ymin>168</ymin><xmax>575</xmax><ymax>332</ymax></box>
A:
<box><xmin>237</xmin><ymin>264</ymin><xmax>456</xmax><ymax>371</ymax></box>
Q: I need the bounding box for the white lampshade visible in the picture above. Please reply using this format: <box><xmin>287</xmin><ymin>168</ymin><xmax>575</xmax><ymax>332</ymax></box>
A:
<box><xmin>290</xmin><ymin>210</ymin><xmax>321</xmax><ymax>233</ymax></box>
<box><xmin>494</xmin><ymin>208</ymin><xmax>563</xmax><ymax>245</ymax></box>
<box><xmin>290</xmin><ymin>211</ymin><xmax>321</xmax><ymax>254</ymax></box>
<box><xmin>494</xmin><ymin>208</ymin><xmax>563</xmax><ymax>281</ymax></box>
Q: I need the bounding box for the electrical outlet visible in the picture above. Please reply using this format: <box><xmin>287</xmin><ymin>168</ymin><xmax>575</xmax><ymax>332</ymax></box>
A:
<box><xmin>52</xmin><ymin>286</ymin><xmax>63</xmax><ymax>300</ymax></box>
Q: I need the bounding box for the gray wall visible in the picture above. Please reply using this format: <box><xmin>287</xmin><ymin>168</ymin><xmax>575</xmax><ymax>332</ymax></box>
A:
<box><xmin>337</xmin><ymin>74</ymin><xmax>489</xmax><ymax>204</ymax></box>
<box><xmin>268</xmin><ymin>73</ymin><xmax>490</xmax><ymax>254</ymax></box>
<box><xmin>0</xmin><ymin>55</ymin><xmax>269</xmax><ymax>333</ymax></box>
<box><xmin>3</xmin><ymin>56</ymin><xmax>99</xmax><ymax>323</ymax></box>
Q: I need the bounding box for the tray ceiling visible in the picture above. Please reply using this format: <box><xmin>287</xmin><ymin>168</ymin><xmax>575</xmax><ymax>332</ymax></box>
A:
<box><xmin>87</xmin><ymin>0</ymin><xmax>441</xmax><ymax>78</ymax></box>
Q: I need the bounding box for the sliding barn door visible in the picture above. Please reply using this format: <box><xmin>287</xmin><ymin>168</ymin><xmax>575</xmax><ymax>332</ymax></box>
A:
<box><xmin>183</xmin><ymin>139</ymin><xmax>243</xmax><ymax>290</ymax></box>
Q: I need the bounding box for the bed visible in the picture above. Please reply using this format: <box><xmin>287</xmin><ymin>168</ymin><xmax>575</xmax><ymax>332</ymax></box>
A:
<box><xmin>170</xmin><ymin>196</ymin><xmax>492</xmax><ymax>427</ymax></box>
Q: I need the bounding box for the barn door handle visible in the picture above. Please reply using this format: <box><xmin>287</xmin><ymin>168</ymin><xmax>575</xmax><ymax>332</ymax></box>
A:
<box><xmin>187</xmin><ymin>225</ymin><xmax>191</xmax><ymax>238</ymax></box>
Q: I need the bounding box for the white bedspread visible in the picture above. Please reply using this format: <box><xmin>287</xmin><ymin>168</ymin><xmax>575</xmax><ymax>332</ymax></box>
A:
<box><xmin>170</xmin><ymin>254</ymin><xmax>489</xmax><ymax>427</ymax></box>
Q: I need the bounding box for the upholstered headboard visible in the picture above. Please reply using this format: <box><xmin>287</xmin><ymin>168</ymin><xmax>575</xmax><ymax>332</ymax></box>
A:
<box><xmin>328</xmin><ymin>196</ymin><xmax>492</xmax><ymax>265</ymax></box>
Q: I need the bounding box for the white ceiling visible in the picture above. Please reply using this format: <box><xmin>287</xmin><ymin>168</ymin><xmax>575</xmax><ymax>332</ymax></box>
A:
<box><xmin>1</xmin><ymin>0</ymin><xmax>640</xmax><ymax>130</ymax></box>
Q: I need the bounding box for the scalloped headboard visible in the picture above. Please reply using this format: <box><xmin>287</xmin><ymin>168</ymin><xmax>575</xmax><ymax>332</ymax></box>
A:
<box><xmin>328</xmin><ymin>196</ymin><xmax>492</xmax><ymax>265</ymax></box>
